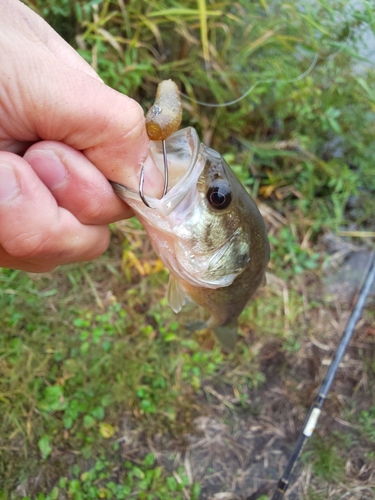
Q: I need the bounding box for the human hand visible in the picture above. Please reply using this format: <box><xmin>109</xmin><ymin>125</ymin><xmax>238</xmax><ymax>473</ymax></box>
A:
<box><xmin>0</xmin><ymin>0</ymin><xmax>163</xmax><ymax>272</ymax></box>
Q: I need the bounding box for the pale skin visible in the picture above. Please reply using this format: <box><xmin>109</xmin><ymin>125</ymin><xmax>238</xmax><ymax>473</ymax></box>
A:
<box><xmin>0</xmin><ymin>0</ymin><xmax>163</xmax><ymax>272</ymax></box>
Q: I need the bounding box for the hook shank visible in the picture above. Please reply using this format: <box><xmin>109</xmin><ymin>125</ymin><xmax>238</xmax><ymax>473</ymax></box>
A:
<box><xmin>139</xmin><ymin>139</ymin><xmax>169</xmax><ymax>207</ymax></box>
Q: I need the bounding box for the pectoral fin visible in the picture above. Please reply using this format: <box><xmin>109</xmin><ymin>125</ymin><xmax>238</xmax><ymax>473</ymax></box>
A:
<box><xmin>261</xmin><ymin>273</ymin><xmax>267</xmax><ymax>286</ymax></box>
<box><xmin>213</xmin><ymin>323</ymin><xmax>238</xmax><ymax>352</ymax></box>
<box><xmin>167</xmin><ymin>275</ymin><xmax>187</xmax><ymax>313</ymax></box>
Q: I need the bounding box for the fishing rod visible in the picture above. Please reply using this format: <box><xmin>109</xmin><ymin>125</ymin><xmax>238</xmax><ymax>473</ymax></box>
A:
<box><xmin>270</xmin><ymin>249</ymin><xmax>375</xmax><ymax>500</ymax></box>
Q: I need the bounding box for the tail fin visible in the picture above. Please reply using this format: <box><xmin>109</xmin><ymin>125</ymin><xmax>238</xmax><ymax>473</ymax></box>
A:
<box><xmin>185</xmin><ymin>320</ymin><xmax>238</xmax><ymax>351</ymax></box>
<box><xmin>213</xmin><ymin>323</ymin><xmax>238</xmax><ymax>352</ymax></box>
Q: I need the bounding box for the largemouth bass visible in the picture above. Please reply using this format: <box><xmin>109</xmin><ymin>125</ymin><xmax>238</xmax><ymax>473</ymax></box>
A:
<box><xmin>113</xmin><ymin>127</ymin><xmax>269</xmax><ymax>350</ymax></box>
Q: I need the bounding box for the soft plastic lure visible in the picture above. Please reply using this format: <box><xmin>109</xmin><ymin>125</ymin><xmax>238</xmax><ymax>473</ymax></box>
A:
<box><xmin>139</xmin><ymin>80</ymin><xmax>183</xmax><ymax>205</ymax></box>
<box><xmin>145</xmin><ymin>79</ymin><xmax>182</xmax><ymax>141</ymax></box>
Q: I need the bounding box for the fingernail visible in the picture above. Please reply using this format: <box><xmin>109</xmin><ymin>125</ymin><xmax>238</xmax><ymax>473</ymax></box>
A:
<box><xmin>27</xmin><ymin>150</ymin><xmax>68</xmax><ymax>189</ymax></box>
<box><xmin>0</xmin><ymin>162</ymin><xmax>20</xmax><ymax>202</ymax></box>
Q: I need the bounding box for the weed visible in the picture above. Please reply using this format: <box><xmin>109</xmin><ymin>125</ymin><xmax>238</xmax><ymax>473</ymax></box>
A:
<box><xmin>269</xmin><ymin>226</ymin><xmax>319</xmax><ymax>278</ymax></box>
<box><xmin>20</xmin><ymin>452</ymin><xmax>201</xmax><ymax>500</ymax></box>
<box><xmin>303</xmin><ymin>435</ymin><xmax>346</xmax><ymax>484</ymax></box>
<box><xmin>359</xmin><ymin>406</ymin><xmax>375</xmax><ymax>443</ymax></box>
<box><xmin>25</xmin><ymin>0</ymin><xmax>375</xmax><ymax>232</ymax></box>
<box><xmin>0</xmin><ymin>262</ymin><xmax>269</xmax><ymax>494</ymax></box>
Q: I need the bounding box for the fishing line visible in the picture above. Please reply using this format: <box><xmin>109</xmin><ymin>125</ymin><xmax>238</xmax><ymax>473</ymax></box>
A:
<box><xmin>270</xmin><ymin>249</ymin><xmax>375</xmax><ymax>500</ymax></box>
<box><xmin>181</xmin><ymin>31</ymin><xmax>352</xmax><ymax>109</ymax></box>
<box><xmin>181</xmin><ymin>53</ymin><xmax>319</xmax><ymax>108</ymax></box>
<box><xmin>181</xmin><ymin>8</ymin><xmax>354</xmax><ymax>110</ymax></box>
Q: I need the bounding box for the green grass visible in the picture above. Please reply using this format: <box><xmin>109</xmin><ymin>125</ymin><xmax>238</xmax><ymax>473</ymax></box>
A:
<box><xmin>21</xmin><ymin>453</ymin><xmax>201</xmax><ymax>500</ymax></box>
<box><xmin>26</xmin><ymin>0</ymin><xmax>375</xmax><ymax>232</ymax></box>
<box><xmin>2</xmin><ymin>0</ymin><xmax>375</xmax><ymax>498</ymax></box>
<box><xmin>303</xmin><ymin>433</ymin><xmax>347</xmax><ymax>484</ymax></box>
<box><xmin>0</xmin><ymin>252</ymin><xmax>271</xmax><ymax>496</ymax></box>
<box><xmin>359</xmin><ymin>406</ymin><xmax>375</xmax><ymax>443</ymax></box>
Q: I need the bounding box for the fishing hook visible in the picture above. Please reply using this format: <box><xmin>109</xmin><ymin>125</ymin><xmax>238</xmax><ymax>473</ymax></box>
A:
<box><xmin>139</xmin><ymin>139</ymin><xmax>169</xmax><ymax>208</ymax></box>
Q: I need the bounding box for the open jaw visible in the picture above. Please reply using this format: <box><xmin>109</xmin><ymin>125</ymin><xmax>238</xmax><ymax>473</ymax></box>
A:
<box><xmin>137</xmin><ymin>127</ymin><xmax>205</xmax><ymax>213</ymax></box>
<box><xmin>111</xmin><ymin>127</ymin><xmax>204</xmax><ymax>215</ymax></box>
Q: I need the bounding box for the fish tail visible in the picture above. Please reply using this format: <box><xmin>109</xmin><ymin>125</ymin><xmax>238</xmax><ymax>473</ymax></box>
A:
<box><xmin>213</xmin><ymin>322</ymin><xmax>238</xmax><ymax>352</ymax></box>
<box><xmin>185</xmin><ymin>318</ymin><xmax>238</xmax><ymax>351</ymax></box>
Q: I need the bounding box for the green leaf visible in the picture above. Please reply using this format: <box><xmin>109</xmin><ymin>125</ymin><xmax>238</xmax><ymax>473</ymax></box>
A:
<box><xmin>83</xmin><ymin>414</ymin><xmax>95</xmax><ymax>428</ymax></box>
<box><xmin>38</xmin><ymin>434</ymin><xmax>52</xmax><ymax>460</ymax></box>
<box><xmin>38</xmin><ymin>385</ymin><xmax>66</xmax><ymax>412</ymax></box>
<box><xmin>132</xmin><ymin>466</ymin><xmax>144</xmax><ymax>479</ymax></box>
<box><xmin>91</xmin><ymin>406</ymin><xmax>105</xmax><ymax>420</ymax></box>
<box><xmin>144</xmin><ymin>453</ymin><xmax>155</xmax><ymax>467</ymax></box>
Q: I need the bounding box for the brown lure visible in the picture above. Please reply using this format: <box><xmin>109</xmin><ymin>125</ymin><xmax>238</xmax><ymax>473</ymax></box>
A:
<box><xmin>145</xmin><ymin>80</ymin><xmax>182</xmax><ymax>141</ymax></box>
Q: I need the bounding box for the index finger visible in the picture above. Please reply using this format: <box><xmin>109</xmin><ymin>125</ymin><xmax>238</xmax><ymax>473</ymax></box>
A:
<box><xmin>34</xmin><ymin>65</ymin><xmax>163</xmax><ymax>196</ymax></box>
<box><xmin>0</xmin><ymin>5</ymin><xmax>164</xmax><ymax>197</ymax></box>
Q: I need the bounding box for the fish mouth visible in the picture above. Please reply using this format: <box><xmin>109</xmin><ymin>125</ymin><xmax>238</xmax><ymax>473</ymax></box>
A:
<box><xmin>113</xmin><ymin>127</ymin><xmax>203</xmax><ymax>215</ymax></box>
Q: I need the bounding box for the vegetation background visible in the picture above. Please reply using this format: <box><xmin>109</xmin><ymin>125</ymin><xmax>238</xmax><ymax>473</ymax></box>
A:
<box><xmin>1</xmin><ymin>0</ymin><xmax>375</xmax><ymax>499</ymax></box>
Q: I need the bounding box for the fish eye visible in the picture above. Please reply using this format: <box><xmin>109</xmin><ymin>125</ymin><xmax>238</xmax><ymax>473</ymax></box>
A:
<box><xmin>206</xmin><ymin>181</ymin><xmax>232</xmax><ymax>210</ymax></box>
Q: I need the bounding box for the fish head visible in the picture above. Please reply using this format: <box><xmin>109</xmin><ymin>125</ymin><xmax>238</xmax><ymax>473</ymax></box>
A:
<box><xmin>180</xmin><ymin>142</ymin><xmax>252</xmax><ymax>286</ymax></box>
<box><xmin>113</xmin><ymin>127</ymin><xmax>262</xmax><ymax>290</ymax></box>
